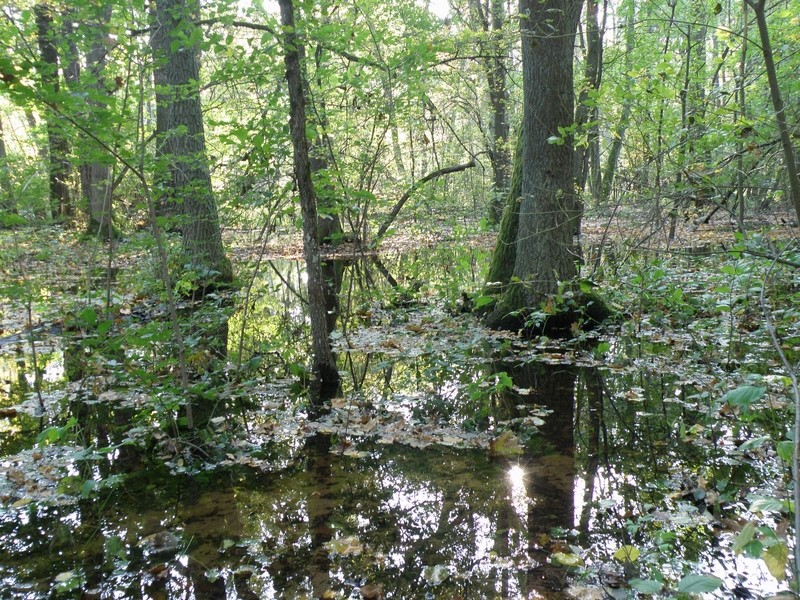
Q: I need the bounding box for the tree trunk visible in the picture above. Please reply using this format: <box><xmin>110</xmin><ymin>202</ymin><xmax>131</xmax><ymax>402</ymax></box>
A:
<box><xmin>309</xmin><ymin>44</ymin><xmax>343</xmax><ymax>245</ymax></box>
<box><xmin>598</xmin><ymin>2</ymin><xmax>634</xmax><ymax>207</ymax></box>
<box><xmin>746</xmin><ymin>0</ymin><xmax>800</xmax><ymax>224</ymax></box>
<box><xmin>79</xmin><ymin>9</ymin><xmax>115</xmax><ymax>239</ymax></box>
<box><xmin>35</xmin><ymin>3</ymin><xmax>72</xmax><ymax>220</ymax></box>
<box><xmin>486</xmin><ymin>0</ymin><xmax>583</xmax><ymax>330</ymax></box>
<box><xmin>574</xmin><ymin>0</ymin><xmax>602</xmax><ymax>196</ymax></box>
<box><xmin>484</xmin><ymin>0</ymin><xmax>511</xmax><ymax>224</ymax></box>
<box><xmin>0</xmin><ymin>117</ymin><xmax>12</xmax><ymax>215</ymax></box>
<box><xmin>484</xmin><ymin>129</ymin><xmax>522</xmax><ymax>291</ymax></box>
<box><xmin>279</xmin><ymin>0</ymin><xmax>340</xmax><ymax>401</ymax></box>
<box><xmin>151</xmin><ymin>0</ymin><xmax>232</xmax><ymax>283</ymax></box>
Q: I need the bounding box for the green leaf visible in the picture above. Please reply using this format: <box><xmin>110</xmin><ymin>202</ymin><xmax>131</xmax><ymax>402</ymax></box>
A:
<box><xmin>764</xmin><ymin>542</ymin><xmax>788</xmax><ymax>580</ymax></box>
<box><xmin>732</xmin><ymin>522</ymin><xmax>756</xmax><ymax>554</ymax></box>
<box><xmin>777</xmin><ymin>441</ymin><xmax>794</xmax><ymax>462</ymax></box>
<box><xmin>749</xmin><ymin>495</ymin><xmax>789</xmax><ymax>514</ymax></box>
<box><xmin>738</xmin><ymin>436</ymin><xmax>772</xmax><ymax>452</ymax></box>
<box><xmin>473</xmin><ymin>295</ymin><xmax>494</xmax><ymax>309</ymax></box>
<box><xmin>613</xmin><ymin>545</ymin><xmax>640</xmax><ymax>562</ymax></box>
<box><xmin>422</xmin><ymin>564</ymin><xmax>450</xmax><ymax>585</ymax></box>
<box><xmin>722</xmin><ymin>385</ymin><xmax>765</xmax><ymax>409</ymax></box>
<box><xmin>79</xmin><ymin>307</ymin><xmax>97</xmax><ymax>326</ymax></box>
<box><xmin>629</xmin><ymin>579</ymin><xmax>662</xmax><ymax>594</ymax></box>
<box><xmin>676</xmin><ymin>574</ymin><xmax>722</xmax><ymax>593</ymax></box>
<box><xmin>104</xmin><ymin>535</ymin><xmax>127</xmax><ymax>561</ymax></box>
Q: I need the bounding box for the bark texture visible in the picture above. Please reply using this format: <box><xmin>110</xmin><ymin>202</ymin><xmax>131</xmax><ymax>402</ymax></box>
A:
<box><xmin>151</xmin><ymin>0</ymin><xmax>232</xmax><ymax>282</ymax></box>
<box><xmin>79</xmin><ymin>9</ymin><xmax>114</xmax><ymax>239</ymax></box>
<box><xmin>487</xmin><ymin>0</ymin><xmax>583</xmax><ymax>329</ymax></box>
<box><xmin>279</xmin><ymin>0</ymin><xmax>340</xmax><ymax>400</ymax></box>
<box><xmin>35</xmin><ymin>4</ymin><xmax>72</xmax><ymax>219</ymax></box>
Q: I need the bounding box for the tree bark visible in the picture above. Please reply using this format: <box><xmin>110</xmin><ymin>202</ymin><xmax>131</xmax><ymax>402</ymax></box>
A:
<box><xmin>279</xmin><ymin>0</ymin><xmax>339</xmax><ymax>401</ymax></box>
<box><xmin>574</xmin><ymin>0</ymin><xmax>602</xmax><ymax>195</ymax></box>
<box><xmin>471</xmin><ymin>0</ymin><xmax>511</xmax><ymax>224</ymax></box>
<box><xmin>746</xmin><ymin>0</ymin><xmax>800</xmax><ymax>224</ymax></box>
<box><xmin>77</xmin><ymin>8</ymin><xmax>115</xmax><ymax>239</ymax></box>
<box><xmin>151</xmin><ymin>0</ymin><xmax>232</xmax><ymax>283</ymax></box>
<box><xmin>0</xmin><ymin>117</ymin><xmax>11</xmax><ymax>214</ymax></box>
<box><xmin>486</xmin><ymin>0</ymin><xmax>583</xmax><ymax>329</ymax></box>
<box><xmin>35</xmin><ymin>3</ymin><xmax>72</xmax><ymax>219</ymax></box>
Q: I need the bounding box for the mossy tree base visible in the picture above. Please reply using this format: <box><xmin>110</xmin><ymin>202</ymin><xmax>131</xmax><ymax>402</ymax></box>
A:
<box><xmin>485</xmin><ymin>282</ymin><xmax>616</xmax><ymax>337</ymax></box>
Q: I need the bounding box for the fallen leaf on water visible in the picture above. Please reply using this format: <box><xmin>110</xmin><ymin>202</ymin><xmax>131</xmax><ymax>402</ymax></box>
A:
<box><xmin>489</xmin><ymin>430</ymin><xmax>524</xmax><ymax>457</ymax></box>
<box><xmin>422</xmin><ymin>564</ymin><xmax>451</xmax><ymax>586</ymax></box>
<box><xmin>324</xmin><ymin>536</ymin><xmax>363</xmax><ymax>557</ymax></box>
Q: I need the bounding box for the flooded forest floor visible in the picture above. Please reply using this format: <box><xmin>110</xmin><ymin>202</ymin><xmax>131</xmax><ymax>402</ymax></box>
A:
<box><xmin>0</xmin><ymin>207</ymin><xmax>799</xmax><ymax>599</ymax></box>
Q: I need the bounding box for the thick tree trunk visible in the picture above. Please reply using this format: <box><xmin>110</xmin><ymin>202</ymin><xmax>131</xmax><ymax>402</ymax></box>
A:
<box><xmin>279</xmin><ymin>0</ymin><xmax>340</xmax><ymax>401</ymax></box>
<box><xmin>35</xmin><ymin>3</ymin><xmax>72</xmax><ymax>220</ymax></box>
<box><xmin>151</xmin><ymin>0</ymin><xmax>232</xmax><ymax>283</ymax></box>
<box><xmin>486</xmin><ymin>0</ymin><xmax>583</xmax><ymax>329</ymax></box>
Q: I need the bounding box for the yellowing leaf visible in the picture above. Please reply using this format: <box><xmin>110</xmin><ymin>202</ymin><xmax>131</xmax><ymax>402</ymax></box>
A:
<box><xmin>613</xmin><ymin>545</ymin><xmax>640</xmax><ymax>563</ymax></box>
<box><xmin>764</xmin><ymin>542</ymin><xmax>788</xmax><ymax>580</ymax></box>
<box><xmin>489</xmin><ymin>430</ymin><xmax>524</xmax><ymax>457</ymax></box>
<box><xmin>551</xmin><ymin>552</ymin><xmax>584</xmax><ymax>568</ymax></box>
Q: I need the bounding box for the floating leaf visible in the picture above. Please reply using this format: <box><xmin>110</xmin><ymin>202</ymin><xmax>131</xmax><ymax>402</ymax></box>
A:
<box><xmin>629</xmin><ymin>578</ymin><xmax>662</xmax><ymax>594</ymax></box>
<box><xmin>324</xmin><ymin>536</ymin><xmax>363</xmax><ymax>557</ymax></box>
<box><xmin>676</xmin><ymin>574</ymin><xmax>723</xmax><ymax>593</ymax></box>
<box><xmin>422</xmin><ymin>564</ymin><xmax>451</xmax><ymax>585</ymax></box>
<box><xmin>489</xmin><ymin>430</ymin><xmax>524</xmax><ymax>457</ymax></box>
<box><xmin>551</xmin><ymin>552</ymin><xmax>584</xmax><ymax>568</ymax></box>
<box><xmin>764</xmin><ymin>542</ymin><xmax>788</xmax><ymax>580</ymax></box>
<box><xmin>613</xmin><ymin>545</ymin><xmax>640</xmax><ymax>563</ymax></box>
<box><xmin>104</xmin><ymin>535</ymin><xmax>127</xmax><ymax>562</ymax></box>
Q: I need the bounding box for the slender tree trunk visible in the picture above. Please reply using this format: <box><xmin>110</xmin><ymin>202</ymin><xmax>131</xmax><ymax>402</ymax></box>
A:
<box><xmin>279</xmin><ymin>0</ymin><xmax>339</xmax><ymax>400</ymax></box>
<box><xmin>484</xmin><ymin>129</ymin><xmax>522</xmax><ymax>291</ymax></box>
<box><xmin>746</xmin><ymin>0</ymin><xmax>800</xmax><ymax>223</ymax></box>
<box><xmin>736</xmin><ymin>0</ymin><xmax>748</xmax><ymax>233</ymax></box>
<box><xmin>35</xmin><ymin>3</ymin><xmax>71</xmax><ymax>220</ymax></box>
<box><xmin>599</xmin><ymin>1</ymin><xmax>634</xmax><ymax>207</ymax></box>
<box><xmin>309</xmin><ymin>44</ymin><xmax>343</xmax><ymax>245</ymax></box>
<box><xmin>78</xmin><ymin>9</ymin><xmax>115</xmax><ymax>239</ymax></box>
<box><xmin>471</xmin><ymin>0</ymin><xmax>511</xmax><ymax>224</ymax></box>
<box><xmin>151</xmin><ymin>0</ymin><xmax>232</xmax><ymax>283</ymax></box>
<box><xmin>574</xmin><ymin>0</ymin><xmax>603</xmax><ymax>195</ymax></box>
<box><xmin>0</xmin><ymin>117</ymin><xmax>12</xmax><ymax>214</ymax></box>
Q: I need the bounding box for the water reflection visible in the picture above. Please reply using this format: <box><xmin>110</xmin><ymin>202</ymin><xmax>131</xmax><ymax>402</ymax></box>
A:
<box><xmin>0</xmin><ymin>247</ymin><xmax>791</xmax><ymax>598</ymax></box>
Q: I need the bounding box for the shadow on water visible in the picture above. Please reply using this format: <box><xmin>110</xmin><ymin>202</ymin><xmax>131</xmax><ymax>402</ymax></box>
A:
<box><xmin>0</xmin><ymin>247</ymin><xmax>789</xmax><ymax>599</ymax></box>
